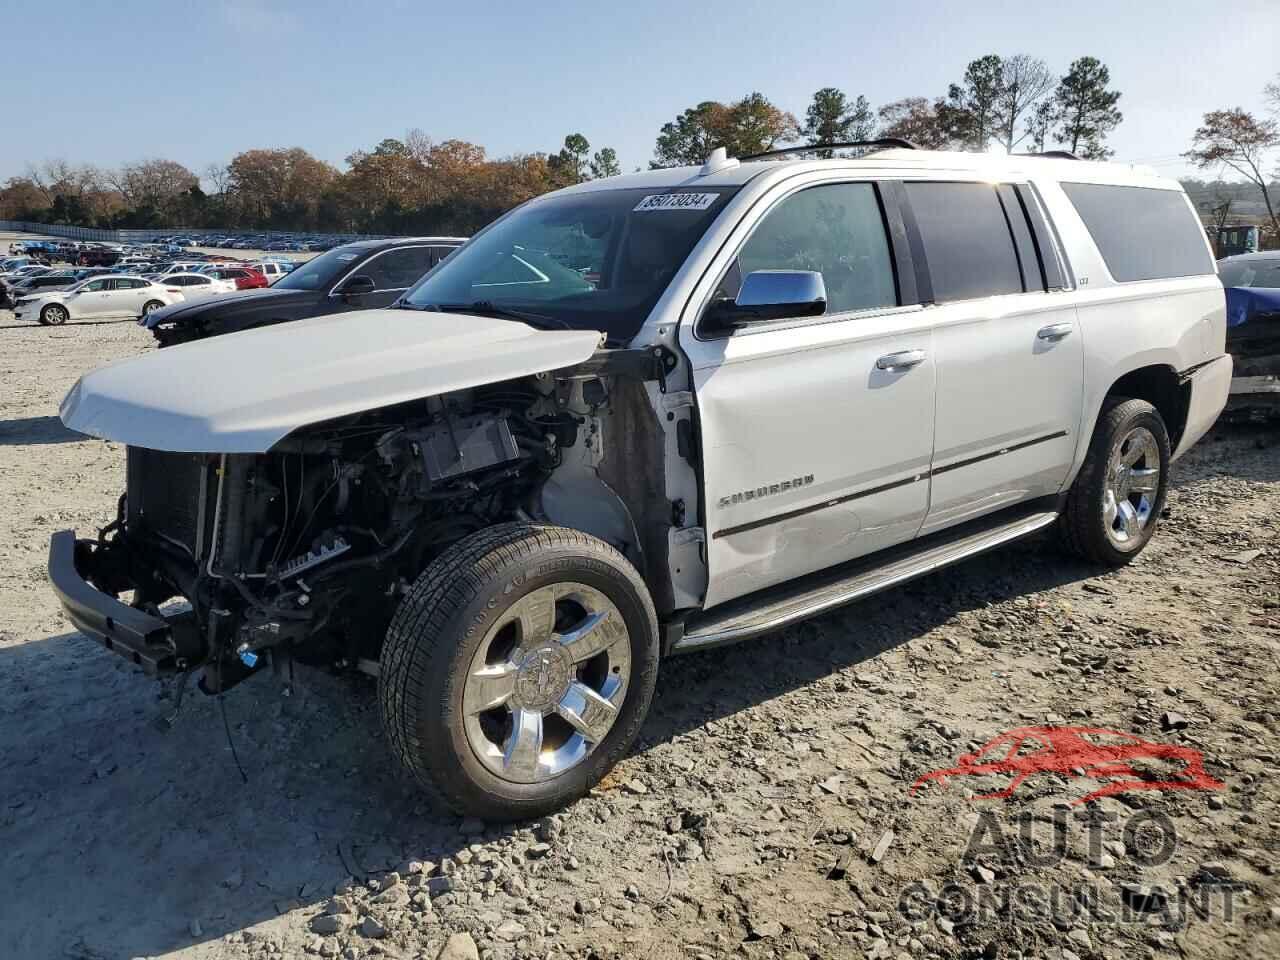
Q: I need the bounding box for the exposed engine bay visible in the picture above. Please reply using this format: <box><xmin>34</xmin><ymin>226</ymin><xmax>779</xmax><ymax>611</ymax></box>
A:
<box><xmin>77</xmin><ymin>366</ymin><xmax>681</xmax><ymax>694</ymax></box>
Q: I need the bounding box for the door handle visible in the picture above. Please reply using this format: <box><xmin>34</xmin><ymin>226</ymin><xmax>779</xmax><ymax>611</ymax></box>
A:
<box><xmin>1037</xmin><ymin>322</ymin><xmax>1073</xmax><ymax>341</ymax></box>
<box><xmin>875</xmin><ymin>349</ymin><xmax>927</xmax><ymax>372</ymax></box>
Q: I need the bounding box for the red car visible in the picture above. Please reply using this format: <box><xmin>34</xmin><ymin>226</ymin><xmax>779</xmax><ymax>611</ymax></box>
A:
<box><xmin>205</xmin><ymin>267</ymin><xmax>269</xmax><ymax>290</ymax></box>
<box><xmin>911</xmin><ymin>726</ymin><xmax>1224</xmax><ymax>805</ymax></box>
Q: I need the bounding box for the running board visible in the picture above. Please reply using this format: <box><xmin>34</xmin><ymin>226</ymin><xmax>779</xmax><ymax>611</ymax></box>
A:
<box><xmin>673</xmin><ymin>505</ymin><xmax>1059</xmax><ymax>654</ymax></box>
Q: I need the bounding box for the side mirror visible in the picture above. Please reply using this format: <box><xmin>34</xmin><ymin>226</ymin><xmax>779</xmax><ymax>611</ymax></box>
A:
<box><xmin>705</xmin><ymin>270</ymin><xmax>826</xmax><ymax>329</ymax></box>
<box><xmin>336</xmin><ymin>274</ymin><xmax>375</xmax><ymax>297</ymax></box>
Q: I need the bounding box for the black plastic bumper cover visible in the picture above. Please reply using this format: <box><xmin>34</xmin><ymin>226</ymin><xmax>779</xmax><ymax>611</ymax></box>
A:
<box><xmin>47</xmin><ymin>529</ymin><xmax>177</xmax><ymax>674</ymax></box>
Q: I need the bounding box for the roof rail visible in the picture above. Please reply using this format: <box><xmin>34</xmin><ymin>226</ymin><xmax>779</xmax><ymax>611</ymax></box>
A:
<box><xmin>1021</xmin><ymin>150</ymin><xmax>1080</xmax><ymax>160</ymax></box>
<box><xmin>738</xmin><ymin>138</ymin><xmax>919</xmax><ymax>161</ymax></box>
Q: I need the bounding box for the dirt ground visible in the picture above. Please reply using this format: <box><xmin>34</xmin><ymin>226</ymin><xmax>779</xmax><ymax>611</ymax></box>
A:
<box><xmin>1</xmin><ymin>305</ymin><xmax>1277</xmax><ymax>960</ymax></box>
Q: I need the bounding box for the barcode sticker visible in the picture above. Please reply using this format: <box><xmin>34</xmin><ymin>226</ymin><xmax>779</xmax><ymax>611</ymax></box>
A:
<box><xmin>633</xmin><ymin>192</ymin><xmax>719</xmax><ymax>212</ymax></box>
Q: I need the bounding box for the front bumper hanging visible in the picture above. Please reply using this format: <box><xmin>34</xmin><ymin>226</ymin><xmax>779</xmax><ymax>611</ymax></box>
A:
<box><xmin>47</xmin><ymin>530</ymin><xmax>181</xmax><ymax>675</ymax></box>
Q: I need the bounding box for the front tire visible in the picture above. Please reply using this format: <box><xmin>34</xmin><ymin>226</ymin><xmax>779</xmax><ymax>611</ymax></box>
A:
<box><xmin>40</xmin><ymin>304</ymin><xmax>68</xmax><ymax>326</ymax></box>
<box><xmin>379</xmin><ymin>522</ymin><xmax>659</xmax><ymax>820</ymax></box>
<box><xmin>1059</xmin><ymin>397</ymin><xmax>1171</xmax><ymax>566</ymax></box>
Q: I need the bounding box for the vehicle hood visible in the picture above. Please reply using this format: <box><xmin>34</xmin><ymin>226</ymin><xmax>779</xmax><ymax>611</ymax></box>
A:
<box><xmin>61</xmin><ymin>308</ymin><xmax>602</xmax><ymax>453</ymax></box>
<box><xmin>1225</xmin><ymin>286</ymin><xmax>1280</xmax><ymax>329</ymax></box>
<box><xmin>143</xmin><ymin>285</ymin><xmax>314</xmax><ymax>328</ymax></box>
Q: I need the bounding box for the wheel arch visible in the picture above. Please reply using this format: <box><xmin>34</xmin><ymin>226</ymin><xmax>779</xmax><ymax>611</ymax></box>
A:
<box><xmin>1104</xmin><ymin>364</ymin><xmax>1190</xmax><ymax>451</ymax></box>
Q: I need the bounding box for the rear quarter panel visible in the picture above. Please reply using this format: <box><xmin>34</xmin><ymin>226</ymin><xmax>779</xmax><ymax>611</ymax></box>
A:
<box><xmin>1032</xmin><ymin>177</ymin><xmax>1226</xmax><ymax>482</ymax></box>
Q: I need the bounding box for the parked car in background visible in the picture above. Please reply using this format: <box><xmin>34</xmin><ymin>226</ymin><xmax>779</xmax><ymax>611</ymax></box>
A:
<box><xmin>2</xmin><ymin>269</ymin><xmax>84</xmax><ymax>304</ymax></box>
<box><xmin>159</xmin><ymin>272</ymin><xmax>238</xmax><ymax>298</ymax></box>
<box><xmin>19</xmin><ymin>240</ymin><xmax>60</xmax><ymax>258</ymax></box>
<box><xmin>201</xmin><ymin>266</ymin><xmax>269</xmax><ymax>289</ymax></box>
<box><xmin>1</xmin><ymin>263</ymin><xmax>48</xmax><ymax>282</ymax></box>
<box><xmin>1218</xmin><ymin>251</ymin><xmax>1280</xmax><ymax>417</ymax></box>
<box><xmin>77</xmin><ymin>246</ymin><xmax>121</xmax><ymax>267</ymax></box>
<box><xmin>157</xmin><ymin>261</ymin><xmax>207</xmax><ymax>276</ymax></box>
<box><xmin>0</xmin><ymin>265</ymin><xmax>51</xmax><ymax>303</ymax></box>
<box><xmin>146</xmin><ymin>237</ymin><xmax>465</xmax><ymax>345</ymax></box>
<box><xmin>14</xmin><ymin>275</ymin><xmax>183</xmax><ymax>325</ymax></box>
<box><xmin>248</xmin><ymin>259</ymin><xmax>295</xmax><ymax>284</ymax></box>
<box><xmin>1</xmin><ymin>256</ymin><xmax>37</xmax><ymax>273</ymax></box>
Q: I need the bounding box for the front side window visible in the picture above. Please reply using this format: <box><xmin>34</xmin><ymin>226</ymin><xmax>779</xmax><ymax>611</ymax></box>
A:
<box><xmin>273</xmin><ymin>246</ymin><xmax>359</xmax><ymax>290</ymax></box>
<box><xmin>1061</xmin><ymin>182</ymin><xmax>1214</xmax><ymax>282</ymax></box>
<box><xmin>724</xmin><ymin>182</ymin><xmax>897</xmax><ymax>316</ymax></box>
<box><xmin>904</xmin><ymin>181</ymin><xmax>1024</xmax><ymax>302</ymax></box>
<box><xmin>81</xmin><ymin>279</ymin><xmax>108</xmax><ymax>292</ymax></box>
<box><xmin>402</xmin><ymin>186</ymin><xmax>740</xmax><ymax>343</ymax></box>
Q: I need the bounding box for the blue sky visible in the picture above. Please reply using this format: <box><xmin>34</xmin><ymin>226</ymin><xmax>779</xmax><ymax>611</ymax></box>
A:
<box><xmin>2</xmin><ymin>0</ymin><xmax>1276</xmax><ymax>183</ymax></box>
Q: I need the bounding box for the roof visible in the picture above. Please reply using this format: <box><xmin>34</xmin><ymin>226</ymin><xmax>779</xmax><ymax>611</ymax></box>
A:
<box><xmin>341</xmin><ymin>236</ymin><xmax>468</xmax><ymax>250</ymax></box>
<box><xmin>555</xmin><ymin>148</ymin><xmax>1176</xmax><ymax>196</ymax></box>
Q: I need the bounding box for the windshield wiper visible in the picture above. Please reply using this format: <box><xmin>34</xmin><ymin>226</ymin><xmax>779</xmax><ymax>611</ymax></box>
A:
<box><xmin>416</xmin><ymin>300</ymin><xmax>571</xmax><ymax>330</ymax></box>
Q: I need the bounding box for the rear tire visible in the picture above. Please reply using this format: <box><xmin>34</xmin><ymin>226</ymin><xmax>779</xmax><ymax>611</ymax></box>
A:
<box><xmin>379</xmin><ymin>522</ymin><xmax>659</xmax><ymax>820</ymax></box>
<box><xmin>141</xmin><ymin>300</ymin><xmax>165</xmax><ymax>318</ymax></box>
<box><xmin>1059</xmin><ymin>397</ymin><xmax>1171</xmax><ymax>566</ymax></box>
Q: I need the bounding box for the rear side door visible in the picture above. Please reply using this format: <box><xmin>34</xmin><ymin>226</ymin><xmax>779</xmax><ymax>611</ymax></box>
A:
<box><xmin>680</xmin><ymin>179</ymin><xmax>936</xmax><ymax>608</ymax></box>
<box><xmin>108</xmin><ymin>277</ymin><xmax>147</xmax><ymax>315</ymax></box>
<box><xmin>183</xmin><ymin>275</ymin><xmax>217</xmax><ymax>298</ymax></box>
<box><xmin>902</xmin><ymin>180</ymin><xmax>1083</xmax><ymax>533</ymax></box>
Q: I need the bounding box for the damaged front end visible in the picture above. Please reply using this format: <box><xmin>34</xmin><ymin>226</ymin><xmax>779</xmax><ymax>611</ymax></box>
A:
<box><xmin>1225</xmin><ymin>286</ymin><xmax>1280</xmax><ymax>419</ymax></box>
<box><xmin>50</xmin><ymin>382</ymin><xmax>587</xmax><ymax>694</ymax></box>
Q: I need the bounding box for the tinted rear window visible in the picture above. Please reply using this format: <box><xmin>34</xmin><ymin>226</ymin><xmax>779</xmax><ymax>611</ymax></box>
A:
<box><xmin>1060</xmin><ymin>183</ymin><xmax>1213</xmax><ymax>282</ymax></box>
<box><xmin>904</xmin><ymin>182</ymin><xmax>1025</xmax><ymax>302</ymax></box>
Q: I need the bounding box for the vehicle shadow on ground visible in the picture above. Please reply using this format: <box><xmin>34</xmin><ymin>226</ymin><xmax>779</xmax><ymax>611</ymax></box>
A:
<box><xmin>0</xmin><ymin>416</ymin><xmax>83</xmax><ymax>446</ymax></box>
<box><xmin>0</xmin><ymin>530</ymin><xmax>1102</xmax><ymax>959</ymax></box>
<box><xmin>0</xmin><ymin>318</ymin><xmax>135</xmax><ymax>330</ymax></box>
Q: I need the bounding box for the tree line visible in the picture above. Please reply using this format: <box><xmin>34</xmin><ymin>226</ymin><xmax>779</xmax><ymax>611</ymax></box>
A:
<box><xmin>0</xmin><ymin>130</ymin><xmax>620</xmax><ymax>236</ymax></box>
<box><xmin>651</xmin><ymin>55</ymin><xmax>1123</xmax><ymax>165</ymax></box>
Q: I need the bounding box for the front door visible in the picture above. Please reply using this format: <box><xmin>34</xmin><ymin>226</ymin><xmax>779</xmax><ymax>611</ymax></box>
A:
<box><xmin>344</xmin><ymin>245</ymin><xmax>440</xmax><ymax>310</ymax></box>
<box><xmin>681</xmin><ymin>181</ymin><xmax>936</xmax><ymax>609</ymax></box>
<box><xmin>71</xmin><ymin>278</ymin><xmax>113</xmax><ymax>317</ymax></box>
<box><xmin>901</xmin><ymin>181</ymin><xmax>1084</xmax><ymax>533</ymax></box>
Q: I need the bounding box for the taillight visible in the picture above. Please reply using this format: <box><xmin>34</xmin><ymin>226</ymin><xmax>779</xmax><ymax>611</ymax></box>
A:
<box><xmin>166</xmin><ymin>288</ymin><xmax>181</xmax><ymax>294</ymax></box>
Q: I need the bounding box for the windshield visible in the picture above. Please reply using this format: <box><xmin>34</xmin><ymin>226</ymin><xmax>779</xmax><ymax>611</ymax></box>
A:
<box><xmin>1220</xmin><ymin>258</ymin><xmax>1280</xmax><ymax>289</ymax></box>
<box><xmin>402</xmin><ymin>186</ymin><xmax>740</xmax><ymax>343</ymax></box>
<box><xmin>272</xmin><ymin>245</ymin><xmax>362</xmax><ymax>291</ymax></box>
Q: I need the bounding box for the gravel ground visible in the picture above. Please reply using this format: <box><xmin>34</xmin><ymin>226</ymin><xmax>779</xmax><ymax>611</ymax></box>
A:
<box><xmin>1</xmin><ymin>316</ymin><xmax>1277</xmax><ymax>960</ymax></box>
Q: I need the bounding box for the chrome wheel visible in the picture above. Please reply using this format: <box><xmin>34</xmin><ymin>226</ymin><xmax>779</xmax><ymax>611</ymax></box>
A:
<box><xmin>462</xmin><ymin>582</ymin><xmax>631</xmax><ymax>784</ymax></box>
<box><xmin>43</xmin><ymin>304</ymin><xmax>68</xmax><ymax>325</ymax></box>
<box><xmin>142</xmin><ymin>300</ymin><xmax>162</xmax><ymax>315</ymax></box>
<box><xmin>1103</xmin><ymin>426</ymin><xmax>1160</xmax><ymax>547</ymax></box>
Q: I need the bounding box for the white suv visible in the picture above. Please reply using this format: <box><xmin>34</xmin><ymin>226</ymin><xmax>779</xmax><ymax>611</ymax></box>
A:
<box><xmin>50</xmin><ymin>143</ymin><xmax>1230</xmax><ymax>819</ymax></box>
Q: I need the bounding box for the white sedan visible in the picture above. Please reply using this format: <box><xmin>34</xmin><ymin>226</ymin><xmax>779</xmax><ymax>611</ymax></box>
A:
<box><xmin>13</xmin><ymin>276</ymin><xmax>185</xmax><ymax>326</ymax></box>
<box><xmin>160</xmin><ymin>272</ymin><xmax>238</xmax><ymax>299</ymax></box>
